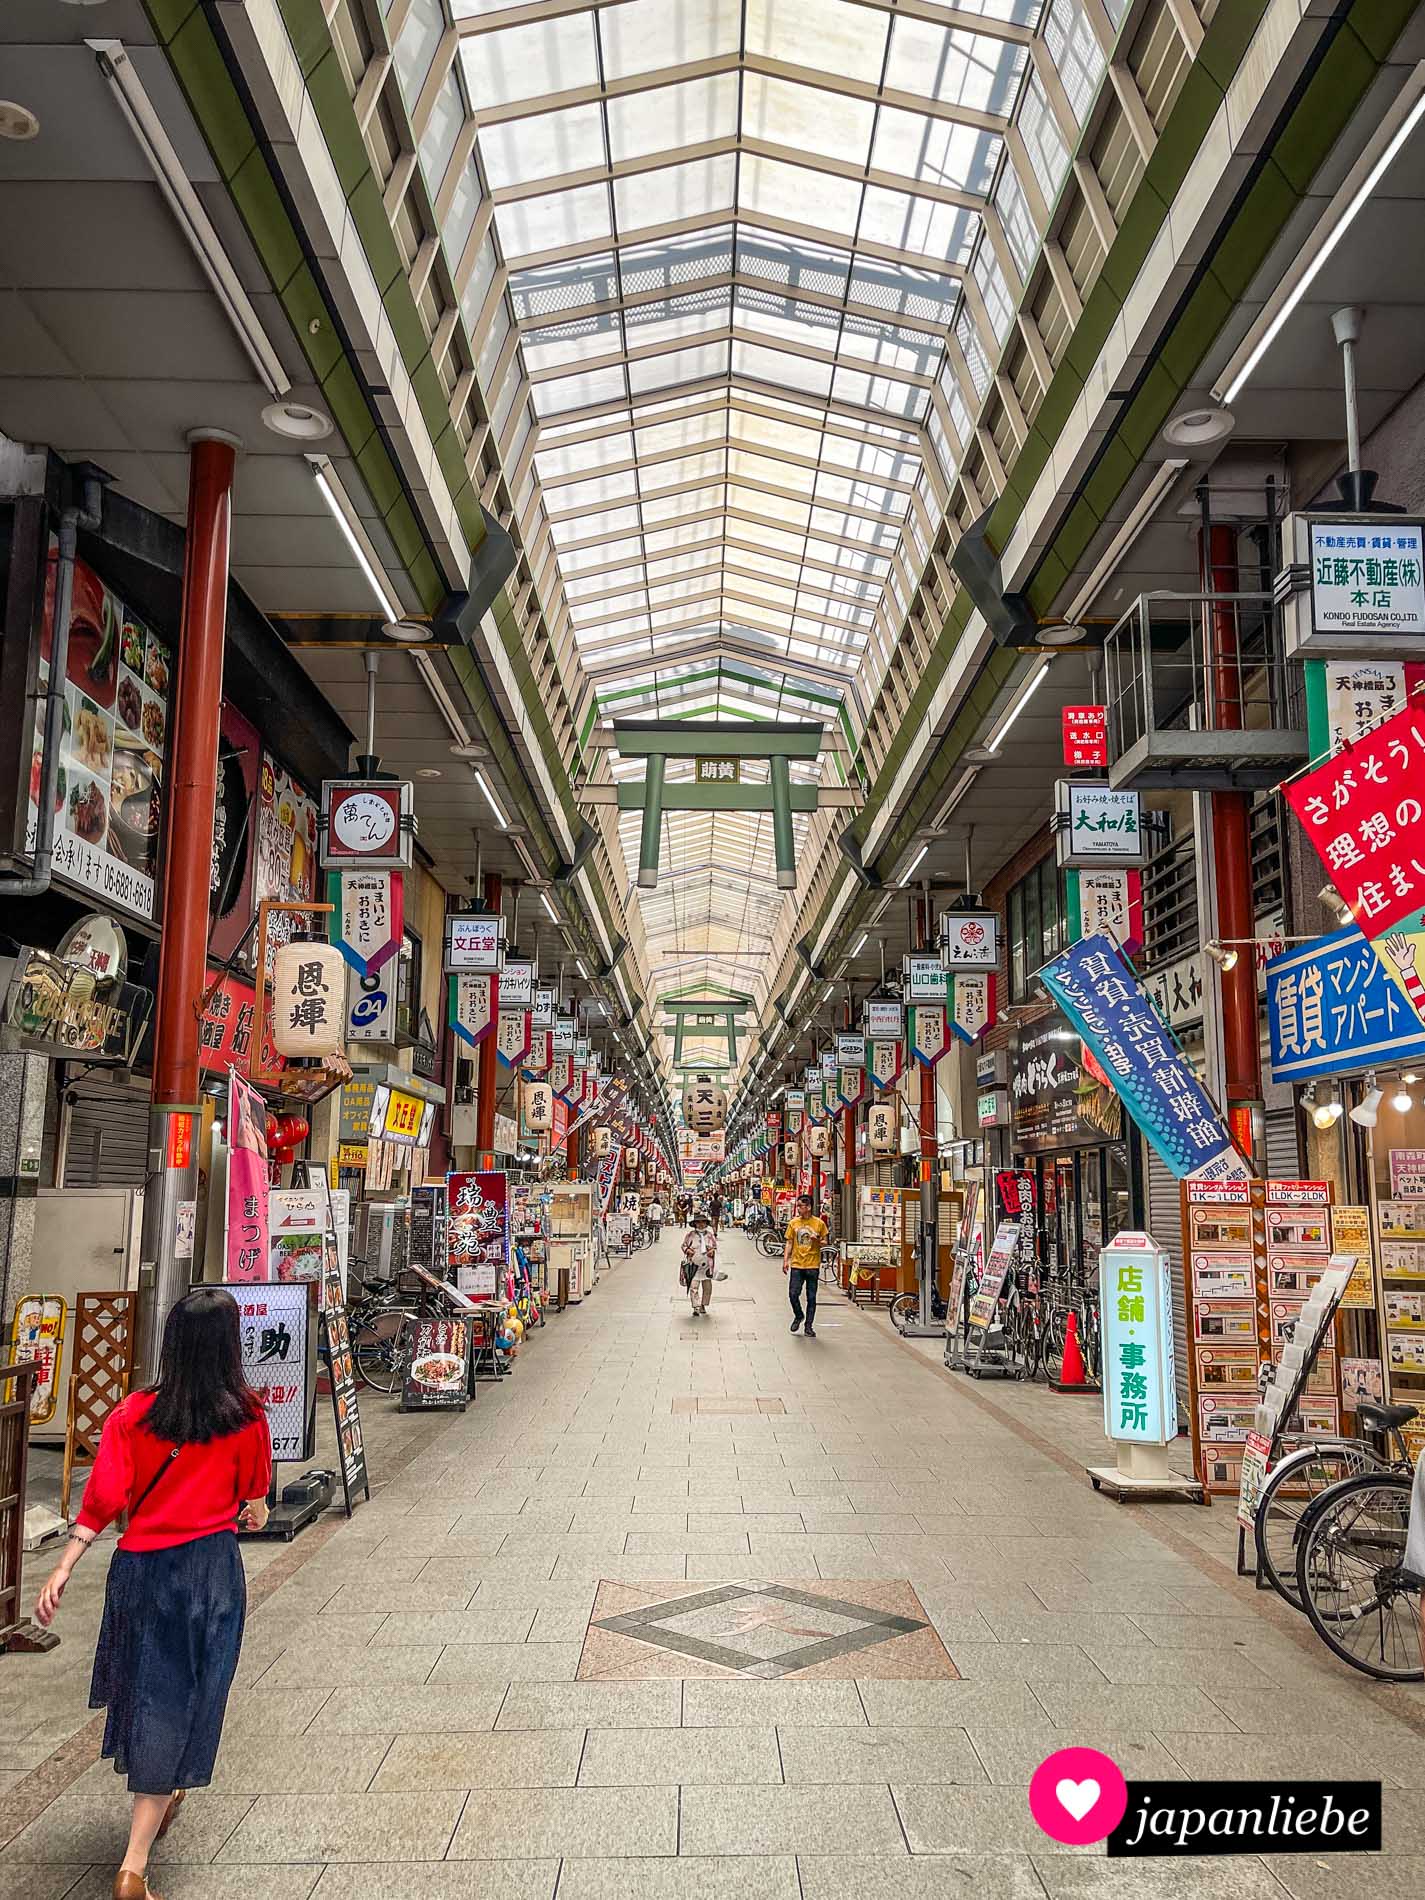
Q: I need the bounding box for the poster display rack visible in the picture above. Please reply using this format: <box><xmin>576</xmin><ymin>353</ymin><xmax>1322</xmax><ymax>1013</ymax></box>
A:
<box><xmin>1181</xmin><ymin>1178</ymin><xmax>1343</xmax><ymax>1496</ymax></box>
<box><xmin>960</xmin><ymin>1218</ymin><xmax>1025</xmax><ymax>1379</ymax></box>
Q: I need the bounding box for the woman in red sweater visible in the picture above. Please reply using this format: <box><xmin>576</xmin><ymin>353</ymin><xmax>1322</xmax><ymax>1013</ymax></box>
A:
<box><xmin>35</xmin><ymin>1287</ymin><xmax>272</xmax><ymax>1900</ymax></box>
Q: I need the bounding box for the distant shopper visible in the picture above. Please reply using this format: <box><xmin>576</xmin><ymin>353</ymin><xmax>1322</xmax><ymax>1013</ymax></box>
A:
<box><xmin>35</xmin><ymin>1288</ymin><xmax>272</xmax><ymax>1900</ymax></box>
<box><xmin>784</xmin><ymin>1192</ymin><xmax>829</xmax><ymax>1338</ymax></box>
<box><xmin>707</xmin><ymin>1188</ymin><xmax>725</xmax><ymax>1232</ymax></box>
<box><xmin>681</xmin><ymin>1211</ymin><xmax>716</xmax><ymax>1317</ymax></box>
<box><xmin>648</xmin><ymin>1194</ymin><xmax>664</xmax><ymax>1241</ymax></box>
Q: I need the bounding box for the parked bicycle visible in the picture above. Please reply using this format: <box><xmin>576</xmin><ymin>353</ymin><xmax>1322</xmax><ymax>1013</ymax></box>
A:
<box><xmin>755</xmin><ymin>1225</ymin><xmax>786</xmax><ymax>1260</ymax></box>
<box><xmin>1294</xmin><ymin>1401</ymin><xmax>1422</xmax><ymax>1681</ymax></box>
<box><xmin>1040</xmin><ymin>1269</ymin><xmax>1101</xmax><ymax>1384</ymax></box>
<box><xmin>348</xmin><ymin>1275</ymin><xmax>425</xmax><ymax>1395</ymax></box>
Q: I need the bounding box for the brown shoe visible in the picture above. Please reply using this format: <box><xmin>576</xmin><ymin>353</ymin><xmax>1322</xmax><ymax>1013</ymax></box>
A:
<box><xmin>155</xmin><ymin>1788</ymin><xmax>185</xmax><ymax>1839</ymax></box>
<box><xmin>113</xmin><ymin>1873</ymin><xmax>160</xmax><ymax>1900</ymax></box>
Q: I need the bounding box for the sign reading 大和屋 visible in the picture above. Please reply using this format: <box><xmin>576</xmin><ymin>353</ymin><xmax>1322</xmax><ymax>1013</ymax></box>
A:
<box><xmin>1055</xmin><ymin>783</ymin><xmax>1146</xmax><ymax>867</ymax></box>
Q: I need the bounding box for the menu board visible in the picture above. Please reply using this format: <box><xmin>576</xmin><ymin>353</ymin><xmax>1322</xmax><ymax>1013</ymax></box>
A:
<box><xmin>269</xmin><ymin>1186</ymin><xmax>350</xmax><ymax>1303</ymax></box>
<box><xmin>1181</xmin><ymin>1179</ymin><xmax>1340</xmax><ymax>1494</ymax></box>
<box><xmin>27</xmin><ymin>546</ymin><xmax>171</xmax><ymax>920</ymax></box>
<box><xmin>320</xmin><ymin>1245</ymin><xmax>369</xmax><ymax>1511</ymax></box>
<box><xmin>254</xmin><ymin>754</ymin><xmax>318</xmax><ymax>968</ymax></box>
<box><xmin>410</xmin><ymin>1183</ymin><xmax>448</xmax><ymax>1279</ymax></box>
<box><xmin>967</xmin><ymin>1218</ymin><xmax>1020</xmax><ymax>1331</ymax></box>
<box><xmin>400</xmin><ymin>1316</ymin><xmax>472</xmax><ymax>1411</ymax></box>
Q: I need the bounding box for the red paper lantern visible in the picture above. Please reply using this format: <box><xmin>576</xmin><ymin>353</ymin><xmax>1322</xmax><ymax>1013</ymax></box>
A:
<box><xmin>275</xmin><ymin>1114</ymin><xmax>309</xmax><ymax>1147</ymax></box>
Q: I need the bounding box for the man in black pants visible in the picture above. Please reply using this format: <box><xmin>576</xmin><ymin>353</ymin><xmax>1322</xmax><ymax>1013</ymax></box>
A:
<box><xmin>783</xmin><ymin>1193</ymin><xmax>829</xmax><ymax>1338</ymax></box>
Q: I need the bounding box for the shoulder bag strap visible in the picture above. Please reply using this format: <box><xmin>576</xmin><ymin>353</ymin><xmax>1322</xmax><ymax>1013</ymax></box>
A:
<box><xmin>128</xmin><ymin>1444</ymin><xmax>181</xmax><ymax>1521</ymax></box>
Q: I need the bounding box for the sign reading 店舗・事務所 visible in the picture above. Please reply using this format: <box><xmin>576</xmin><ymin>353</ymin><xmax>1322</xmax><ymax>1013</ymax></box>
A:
<box><xmin>1099</xmin><ymin>1232</ymin><xmax>1176</xmax><ymax>1445</ymax></box>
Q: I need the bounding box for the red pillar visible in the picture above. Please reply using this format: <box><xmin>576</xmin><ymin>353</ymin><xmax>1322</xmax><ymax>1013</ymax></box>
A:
<box><xmin>1202</xmin><ymin>524</ymin><xmax>1262</xmax><ymax>1158</ymax></box>
<box><xmin>916</xmin><ymin>898</ymin><xmax>938</xmax><ymax>1308</ymax></box>
<box><xmin>138</xmin><ymin>430</ymin><xmax>238</xmax><ymax>1373</ymax></box>
<box><xmin>476</xmin><ymin>871</ymin><xmax>502</xmax><ymax>1167</ymax></box>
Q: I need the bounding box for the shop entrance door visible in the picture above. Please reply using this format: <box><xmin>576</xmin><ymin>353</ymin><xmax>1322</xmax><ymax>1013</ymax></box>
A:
<box><xmin>1055</xmin><ymin>1157</ymin><xmax>1079</xmax><ymax>1282</ymax></box>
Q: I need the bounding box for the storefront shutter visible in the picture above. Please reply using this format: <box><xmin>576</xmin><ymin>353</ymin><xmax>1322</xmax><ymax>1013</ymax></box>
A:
<box><xmin>1146</xmin><ymin>1145</ymin><xmax>1188</xmax><ymax>1427</ymax></box>
<box><xmin>55</xmin><ymin>1078</ymin><xmax>150</xmax><ymax>1188</ymax></box>
<box><xmin>1264</xmin><ymin>1104</ymin><xmax>1301</xmax><ymax>1180</ymax></box>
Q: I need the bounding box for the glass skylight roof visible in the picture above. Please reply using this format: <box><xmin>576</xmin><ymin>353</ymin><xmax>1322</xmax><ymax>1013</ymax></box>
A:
<box><xmin>425</xmin><ymin>0</ymin><xmax>1058</xmax><ymax>1046</ymax></box>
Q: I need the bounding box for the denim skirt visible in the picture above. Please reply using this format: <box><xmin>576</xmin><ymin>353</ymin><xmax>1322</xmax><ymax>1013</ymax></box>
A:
<box><xmin>90</xmin><ymin>1531</ymin><xmax>246</xmax><ymax>1794</ymax></box>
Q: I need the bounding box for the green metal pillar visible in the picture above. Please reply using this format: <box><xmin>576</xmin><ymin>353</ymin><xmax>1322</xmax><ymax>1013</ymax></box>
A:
<box><xmin>638</xmin><ymin>753</ymin><xmax>666</xmax><ymax>889</ymax></box>
<box><xmin>769</xmin><ymin>754</ymin><xmax>795</xmax><ymax>889</ymax></box>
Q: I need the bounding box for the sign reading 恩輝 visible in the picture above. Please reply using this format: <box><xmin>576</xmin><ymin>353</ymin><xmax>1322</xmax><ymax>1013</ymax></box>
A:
<box><xmin>1061</xmin><ymin>704</ymin><xmax>1108</xmax><ymax>768</ymax></box>
<box><xmin>1039</xmin><ymin>934</ymin><xmax>1249</xmax><ymax>1182</ymax></box>
<box><xmin>1055</xmin><ymin>782</ymin><xmax>1146</xmax><ymax>867</ymax></box>
<box><xmin>1265</xmin><ymin>922</ymin><xmax>1425</xmax><ymax>1082</ymax></box>
<box><xmin>939</xmin><ymin>911</ymin><xmax>997</xmax><ymax>968</ymax></box>
<box><xmin>1309</xmin><ymin>521</ymin><xmax>1425</xmax><ymax>636</ymax></box>
<box><xmin>1284</xmin><ymin>699</ymin><xmax>1425</xmax><ymax>1027</ymax></box>
<box><xmin>449</xmin><ymin>972</ymin><xmax>497</xmax><ymax>1047</ymax></box>
<box><xmin>1099</xmin><ymin>1232</ymin><xmax>1176</xmax><ymax>1444</ymax></box>
<box><xmin>330</xmin><ymin>869</ymin><xmax>403</xmax><ymax>976</ymax></box>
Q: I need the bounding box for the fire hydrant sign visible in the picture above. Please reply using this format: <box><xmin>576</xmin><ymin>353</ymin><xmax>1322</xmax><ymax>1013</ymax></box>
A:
<box><xmin>1061</xmin><ymin>704</ymin><xmax>1108</xmax><ymax>767</ymax></box>
<box><xmin>1099</xmin><ymin>1232</ymin><xmax>1176</xmax><ymax>1444</ymax></box>
<box><xmin>1285</xmin><ymin>700</ymin><xmax>1425</xmax><ymax>1025</ymax></box>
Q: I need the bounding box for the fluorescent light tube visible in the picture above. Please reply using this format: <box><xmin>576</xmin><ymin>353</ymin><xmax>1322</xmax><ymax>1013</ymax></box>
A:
<box><xmin>984</xmin><ymin>660</ymin><xmax>1051</xmax><ymax>754</ymax></box>
<box><xmin>474</xmin><ymin>769</ymin><xmax>509</xmax><ymax>830</ymax></box>
<box><xmin>897</xmin><ymin>842</ymin><xmax>930</xmax><ymax>888</ymax></box>
<box><xmin>310</xmin><ymin>464</ymin><xmax>400</xmax><ymax>622</ymax></box>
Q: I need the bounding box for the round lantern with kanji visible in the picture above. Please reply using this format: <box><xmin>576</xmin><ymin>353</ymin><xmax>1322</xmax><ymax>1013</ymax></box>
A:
<box><xmin>271</xmin><ymin>942</ymin><xmax>345</xmax><ymax>1058</ymax></box>
<box><xmin>681</xmin><ymin>1072</ymin><xmax>726</xmax><ymax>1132</ymax></box>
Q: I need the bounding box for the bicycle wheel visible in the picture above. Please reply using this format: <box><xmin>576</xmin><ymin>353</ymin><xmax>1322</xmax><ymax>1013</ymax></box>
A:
<box><xmin>1041</xmin><ymin>1307</ymin><xmax>1068</xmax><ymax>1382</ymax></box>
<box><xmin>353</xmin><ymin>1310</ymin><xmax>411</xmax><ymax>1394</ymax></box>
<box><xmin>889</xmin><ymin>1291</ymin><xmax>918</xmax><ymax>1334</ymax></box>
<box><xmin>1297</xmin><ymin>1473</ymin><xmax>1423</xmax><ymax>1681</ymax></box>
<box><xmin>1254</xmin><ymin>1440</ymin><xmax>1384</xmax><ymax>1609</ymax></box>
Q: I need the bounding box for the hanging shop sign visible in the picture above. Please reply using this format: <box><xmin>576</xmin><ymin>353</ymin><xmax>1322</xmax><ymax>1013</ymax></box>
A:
<box><xmin>837</xmin><ymin>1064</ymin><xmax>866</xmax><ymax>1109</ymax></box>
<box><xmin>785</xmin><ymin>1109</ymin><xmax>803</xmax><ymax>1135</ymax></box>
<box><xmin>911</xmin><ymin>1003</ymin><xmax>949</xmax><ymax>1067</ymax></box>
<box><xmin>1067</xmin><ymin>867</ymin><xmax>1143</xmax><ymax>955</ymax></box>
<box><xmin>16</xmin><ymin>547</ymin><xmax>174</xmax><ymax>922</ymax></box>
<box><xmin>444</xmin><ymin>913</ymin><xmax>502</xmax><ymax>972</ymax></box>
<box><xmin>498</xmin><ymin>959</ymin><xmax>534</xmax><ymax>1009</ymax></box>
<box><xmin>1061</xmin><ymin>704</ymin><xmax>1108</xmax><ymax>768</ymax></box>
<box><xmin>1040</xmin><ymin>933</ymin><xmax>1249</xmax><ymax>1183</ymax></box>
<box><xmin>978</xmin><ymin>1086</ymin><xmax>1009</xmax><ymax>1127</ymax></box>
<box><xmin>228</xmin><ymin>1281</ymin><xmax>312</xmax><ymax>1461</ymax></box>
<box><xmin>495</xmin><ymin>1009</ymin><xmax>533</xmax><ymax>1068</ymax></box>
<box><xmin>868</xmin><ymin>1039</ymin><xmax>904</xmax><ymax>1089</ymax></box>
<box><xmin>552</xmin><ymin>1015</ymin><xmax>575</xmax><ymax>1054</ymax></box>
<box><xmin>270</xmin><ymin>941</ymin><xmax>346</xmax><ymax>1058</ymax></box>
<box><xmin>524</xmin><ymin>1027</ymin><xmax>552</xmax><ymax>1075</ymax></box>
<box><xmin>949</xmin><ymin>970</ymin><xmax>996</xmax><ymax>1042</ymax></box>
<box><xmin>0</xmin><ymin>944</ymin><xmax>151</xmax><ymax>1063</ymax></box>
<box><xmin>1266</xmin><ymin>922</ymin><xmax>1425</xmax><ymax>1082</ymax></box>
<box><xmin>225</xmin><ymin>1071</ymin><xmax>272</xmax><ymax>1282</ymax></box>
<box><xmin>806</xmin><ymin>1124</ymin><xmax>830</xmax><ymax>1158</ymax></box>
<box><xmin>550</xmin><ymin>1053</ymin><xmax>576</xmax><ymax>1100</ymax></box>
<box><xmin>1055</xmin><ymin>782</ymin><xmax>1146</xmax><ymax>868</ymax></box>
<box><xmin>835</xmin><ymin>1031</ymin><xmax>865</xmax><ymax>1067</ymax></box>
<box><xmin>863</xmin><ymin>999</ymin><xmax>904</xmax><ymax>1040</ymax></box>
<box><xmin>200</xmin><ymin>968</ymin><xmax>283</xmax><ymax>1074</ymax></box>
<box><xmin>523</xmin><ymin>1078</ymin><xmax>554</xmax><ymax>1132</ymax></box>
<box><xmin>939</xmin><ymin>911</ymin><xmax>998</xmax><ymax>968</ymax></box>
<box><xmin>785</xmin><ymin>1090</ymin><xmax>804</xmax><ymax>1113</ymax></box>
<box><xmin>449</xmin><ymin>972</ymin><xmax>497</xmax><ymax>1048</ymax></box>
<box><xmin>329</xmin><ymin>870</ymin><xmax>403</xmax><ymax>976</ymax></box>
<box><xmin>1280</xmin><ymin>513</ymin><xmax>1425</xmax><ymax>654</ymax></box>
<box><xmin>783</xmin><ymin>1140</ymin><xmax>800</xmax><ymax>1170</ymax></box>
<box><xmin>346</xmin><ymin>967</ymin><xmax>396</xmax><ymax>1044</ymax></box>
<box><xmin>1099</xmin><ymin>1231</ymin><xmax>1176</xmax><ymax>1445</ymax></box>
<box><xmin>448</xmin><ymin>1170</ymin><xmax>509</xmax><ymax>1298</ymax></box>
<box><xmin>904</xmin><ymin>955</ymin><xmax>948</xmax><ymax>1001</ymax></box>
<box><xmin>1009</xmin><ymin>1018</ymin><xmax>1120</xmax><ymax>1151</ymax></box>
<box><xmin>682</xmin><ymin>1073</ymin><xmax>726</xmax><ymax>1132</ymax></box>
<box><xmin>532</xmin><ymin>986</ymin><xmax>555</xmax><ymax>1028</ymax></box>
<box><xmin>867</xmin><ymin>1101</ymin><xmax>897</xmax><ymax>1153</ymax></box>
<box><xmin>1284</xmin><ymin>700</ymin><xmax>1425</xmax><ymax>1026</ymax></box>
<box><xmin>320</xmin><ymin>778</ymin><xmax>413</xmax><ymax>870</ymax></box>
<box><xmin>9</xmin><ymin>1294</ymin><xmax>65</xmax><ymax>1424</ymax></box>
<box><xmin>373</xmin><ymin>1083</ymin><xmax>433</xmax><ymax>1148</ymax></box>
<box><xmin>1306</xmin><ymin>658</ymin><xmax>1425</xmax><ymax>758</ymax></box>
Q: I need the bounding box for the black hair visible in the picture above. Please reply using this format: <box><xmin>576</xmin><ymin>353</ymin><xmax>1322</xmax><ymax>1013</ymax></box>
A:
<box><xmin>142</xmin><ymin>1287</ymin><xmax>265</xmax><ymax>1444</ymax></box>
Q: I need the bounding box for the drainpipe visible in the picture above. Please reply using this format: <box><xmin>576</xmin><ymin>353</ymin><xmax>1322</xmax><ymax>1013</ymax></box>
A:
<box><xmin>1</xmin><ymin>464</ymin><xmax>109</xmax><ymax>896</ymax></box>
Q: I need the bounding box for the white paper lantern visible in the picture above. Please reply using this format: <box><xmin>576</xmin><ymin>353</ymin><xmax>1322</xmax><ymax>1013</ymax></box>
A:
<box><xmin>682</xmin><ymin>1072</ymin><xmax>726</xmax><ymax>1132</ymax></box>
<box><xmin>271</xmin><ymin>941</ymin><xmax>345</xmax><ymax>1058</ymax></box>
<box><xmin>523</xmin><ymin>1080</ymin><xmax>553</xmax><ymax>1131</ymax></box>
<box><xmin>624</xmin><ymin>1144</ymin><xmax>640</xmax><ymax>1168</ymax></box>
<box><xmin>784</xmin><ymin>1140</ymin><xmax>800</xmax><ymax>1170</ymax></box>
<box><xmin>867</xmin><ymin>1102</ymin><xmax>897</xmax><ymax>1154</ymax></box>
<box><xmin>806</xmin><ymin>1124</ymin><xmax>830</xmax><ymax>1158</ymax></box>
<box><xmin>592</xmin><ymin>1126</ymin><xmax>612</xmax><ymax>1157</ymax></box>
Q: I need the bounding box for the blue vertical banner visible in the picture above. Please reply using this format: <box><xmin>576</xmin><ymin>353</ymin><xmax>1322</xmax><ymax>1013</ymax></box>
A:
<box><xmin>1039</xmin><ymin>934</ymin><xmax>1251</xmax><ymax>1182</ymax></box>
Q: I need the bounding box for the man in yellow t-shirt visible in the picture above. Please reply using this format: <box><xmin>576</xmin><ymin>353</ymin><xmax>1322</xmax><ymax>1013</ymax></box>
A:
<box><xmin>783</xmin><ymin>1193</ymin><xmax>829</xmax><ymax>1338</ymax></box>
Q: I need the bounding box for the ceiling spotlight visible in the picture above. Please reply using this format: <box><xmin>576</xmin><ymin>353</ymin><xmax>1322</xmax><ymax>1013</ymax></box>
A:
<box><xmin>1319</xmin><ymin>884</ymin><xmax>1352</xmax><ymax>922</ymax></box>
<box><xmin>1205</xmin><ymin>940</ymin><xmax>1239</xmax><ymax>972</ymax></box>
<box><xmin>381</xmin><ymin>618</ymin><xmax>433</xmax><ymax>644</ymax></box>
<box><xmin>415</xmin><ymin>767</ymin><xmax>442</xmax><ymax>779</ymax></box>
<box><xmin>1350</xmin><ymin>1079</ymin><xmax>1382</xmax><ymax>1129</ymax></box>
<box><xmin>261</xmin><ymin>400</ymin><xmax>332</xmax><ymax>441</ymax></box>
<box><xmin>1162</xmin><ymin>405</ymin><xmax>1235</xmax><ymax>449</ymax></box>
<box><xmin>1312</xmin><ymin>1096</ymin><xmax>1344</xmax><ymax>1130</ymax></box>
<box><xmin>1393</xmin><ymin>1088</ymin><xmax>1413</xmax><ymax>1114</ymax></box>
<box><xmin>0</xmin><ymin>101</ymin><xmax>40</xmax><ymax>140</ymax></box>
<box><xmin>1037</xmin><ymin>622</ymin><xmax>1089</xmax><ymax>647</ymax></box>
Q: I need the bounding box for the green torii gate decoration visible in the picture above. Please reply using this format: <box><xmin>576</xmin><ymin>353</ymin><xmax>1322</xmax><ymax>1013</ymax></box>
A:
<box><xmin>613</xmin><ymin>719</ymin><xmax>823</xmax><ymax>890</ymax></box>
<box><xmin>659</xmin><ymin>984</ymin><xmax>754</xmax><ymax>1067</ymax></box>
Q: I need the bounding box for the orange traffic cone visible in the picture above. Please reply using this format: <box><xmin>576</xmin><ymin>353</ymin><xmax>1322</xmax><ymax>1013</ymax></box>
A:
<box><xmin>1060</xmin><ymin>1310</ymin><xmax>1088</xmax><ymax>1387</ymax></box>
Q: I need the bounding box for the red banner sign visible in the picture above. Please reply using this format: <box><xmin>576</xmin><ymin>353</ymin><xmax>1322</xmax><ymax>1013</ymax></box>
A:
<box><xmin>1062</xmin><ymin>704</ymin><xmax>1108</xmax><ymax>768</ymax></box>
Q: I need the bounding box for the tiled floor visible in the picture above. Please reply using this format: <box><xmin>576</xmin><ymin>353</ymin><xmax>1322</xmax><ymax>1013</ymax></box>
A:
<box><xmin>1</xmin><ymin>1228</ymin><xmax>1422</xmax><ymax>1898</ymax></box>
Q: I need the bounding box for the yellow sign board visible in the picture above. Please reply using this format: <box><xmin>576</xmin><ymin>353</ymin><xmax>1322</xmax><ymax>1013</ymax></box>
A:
<box><xmin>383</xmin><ymin>1089</ymin><xmax>424</xmax><ymax>1141</ymax></box>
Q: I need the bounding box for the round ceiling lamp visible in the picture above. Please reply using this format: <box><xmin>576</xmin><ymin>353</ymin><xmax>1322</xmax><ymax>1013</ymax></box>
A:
<box><xmin>0</xmin><ymin>101</ymin><xmax>40</xmax><ymax>140</ymax></box>
<box><xmin>1036</xmin><ymin>622</ymin><xmax>1088</xmax><ymax>646</ymax></box>
<box><xmin>1162</xmin><ymin>405</ymin><xmax>1235</xmax><ymax>449</ymax></box>
<box><xmin>262</xmin><ymin>400</ymin><xmax>333</xmax><ymax>441</ymax></box>
<box><xmin>381</xmin><ymin>618</ymin><xmax>433</xmax><ymax>643</ymax></box>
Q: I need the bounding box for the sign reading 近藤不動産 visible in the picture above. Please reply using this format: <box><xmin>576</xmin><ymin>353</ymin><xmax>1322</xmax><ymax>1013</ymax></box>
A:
<box><xmin>1039</xmin><ymin>934</ymin><xmax>1249</xmax><ymax>1182</ymax></box>
<box><xmin>1308</xmin><ymin>522</ymin><xmax>1425</xmax><ymax>636</ymax></box>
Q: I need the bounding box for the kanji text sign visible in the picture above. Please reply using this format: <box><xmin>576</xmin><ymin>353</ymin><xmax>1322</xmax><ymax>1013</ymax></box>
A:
<box><xmin>1100</xmin><ymin>1232</ymin><xmax>1176</xmax><ymax>1445</ymax></box>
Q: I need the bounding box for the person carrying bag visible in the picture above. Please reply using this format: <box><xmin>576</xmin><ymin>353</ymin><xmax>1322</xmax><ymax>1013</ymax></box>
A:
<box><xmin>35</xmin><ymin>1287</ymin><xmax>273</xmax><ymax>1900</ymax></box>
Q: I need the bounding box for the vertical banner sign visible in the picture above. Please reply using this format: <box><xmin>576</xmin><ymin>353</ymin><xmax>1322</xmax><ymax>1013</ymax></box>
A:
<box><xmin>524</xmin><ymin>1028</ymin><xmax>552</xmax><ymax>1075</ymax></box>
<box><xmin>1040</xmin><ymin>934</ymin><xmax>1250</xmax><ymax>1182</ymax></box>
<box><xmin>495</xmin><ymin>1010</ymin><xmax>532</xmax><ymax>1068</ymax></box>
<box><xmin>1284</xmin><ymin>700</ymin><xmax>1425</xmax><ymax>1025</ymax></box>
<box><xmin>449</xmin><ymin>972</ymin><xmax>497</xmax><ymax>1047</ymax></box>
<box><xmin>1061</xmin><ymin>704</ymin><xmax>1108</xmax><ymax>767</ymax></box>
<box><xmin>448</xmin><ymin>1170</ymin><xmax>509</xmax><ymax>1298</ymax></box>
<box><xmin>868</xmin><ymin>1040</ymin><xmax>904</xmax><ymax>1089</ymax></box>
<box><xmin>1099</xmin><ymin>1232</ymin><xmax>1175</xmax><ymax>1442</ymax></box>
<box><xmin>226</xmin><ymin>1071</ymin><xmax>271</xmax><ymax>1282</ymax></box>
<box><xmin>950</xmin><ymin>971</ymin><xmax>995</xmax><ymax>1042</ymax></box>
<box><xmin>551</xmin><ymin>1054</ymin><xmax>576</xmax><ymax>1101</ymax></box>
<box><xmin>837</xmin><ymin>1065</ymin><xmax>867</xmax><ymax>1109</ymax></box>
<box><xmin>329</xmin><ymin>870</ymin><xmax>403</xmax><ymax>975</ymax></box>
<box><xmin>1067</xmin><ymin>867</ymin><xmax>1143</xmax><ymax>955</ymax></box>
<box><xmin>911</xmin><ymin>1003</ymin><xmax>949</xmax><ymax>1067</ymax></box>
